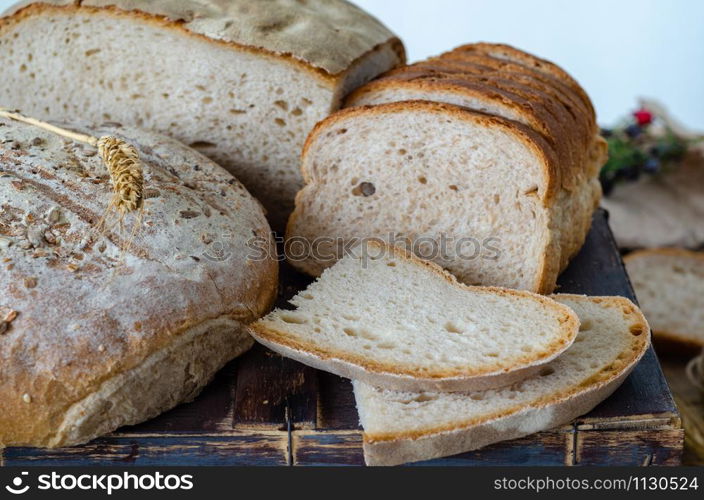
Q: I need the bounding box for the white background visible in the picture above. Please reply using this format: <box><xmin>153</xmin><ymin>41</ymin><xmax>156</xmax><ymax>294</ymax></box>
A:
<box><xmin>1</xmin><ymin>0</ymin><xmax>702</xmax><ymax>129</ymax></box>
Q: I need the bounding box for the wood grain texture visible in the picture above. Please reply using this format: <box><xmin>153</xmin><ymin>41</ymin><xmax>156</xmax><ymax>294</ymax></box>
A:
<box><xmin>316</xmin><ymin>373</ymin><xmax>360</xmax><ymax>430</ymax></box>
<box><xmin>411</xmin><ymin>430</ymin><xmax>574</xmax><ymax>467</ymax></box>
<box><xmin>2</xmin><ymin>433</ymin><xmax>289</xmax><ymax>466</ymax></box>
<box><xmin>575</xmin><ymin>429</ymin><xmax>684</xmax><ymax>466</ymax></box>
<box><xmin>0</xmin><ymin>210</ymin><xmax>683</xmax><ymax>466</ymax></box>
<box><xmin>292</xmin><ymin>431</ymin><xmax>365</xmax><ymax>466</ymax></box>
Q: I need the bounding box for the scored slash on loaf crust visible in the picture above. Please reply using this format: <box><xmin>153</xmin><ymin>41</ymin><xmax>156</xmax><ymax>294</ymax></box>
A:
<box><xmin>0</xmin><ymin>0</ymin><xmax>405</xmax><ymax>228</ymax></box>
<box><xmin>353</xmin><ymin>294</ymin><xmax>651</xmax><ymax>466</ymax></box>
<box><xmin>287</xmin><ymin>43</ymin><xmax>606</xmax><ymax>293</ymax></box>
<box><xmin>0</xmin><ymin>117</ymin><xmax>278</xmax><ymax>448</ymax></box>
<box><xmin>249</xmin><ymin>241</ymin><xmax>580</xmax><ymax>393</ymax></box>
<box><xmin>625</xmin><ymin>248</ymin><xmax>704</xmax><ymax>349</ymax></box>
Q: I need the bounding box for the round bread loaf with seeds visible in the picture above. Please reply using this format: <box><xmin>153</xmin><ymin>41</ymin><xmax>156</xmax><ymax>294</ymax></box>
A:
<box><xmin>0</xmin><ymin>116</ymin><xmax>278</xmax><ymax>448</ymax></box>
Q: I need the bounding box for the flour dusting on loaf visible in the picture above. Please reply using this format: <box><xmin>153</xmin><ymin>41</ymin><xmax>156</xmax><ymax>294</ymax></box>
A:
<box><xmin>0</xmin><ymin>117</ymin><xmax>278</xmax><ymax>447</ymax></box>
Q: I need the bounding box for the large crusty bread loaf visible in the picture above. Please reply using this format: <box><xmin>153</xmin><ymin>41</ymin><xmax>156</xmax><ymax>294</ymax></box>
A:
<box><xmin>0</xmin><ymin>0</ymin><xmax>405</xmax><ymax>228</ymax></box>
<box><xmin>353</xmin><ymin>294</ymin><xmax>650</xmax><ymax>466</ymax></box>
<box><xmin>0</xmin><ymin>116</ymin><xmax>278</xmax><ymax>448</ymax></box>
<box><xmin>249</xmin><ymin>242</ymin><xmax>579</xmax><ymax>392</ymax></box>
<box><xmin>625</xmin><ymin>248</ymin><xmax>704</xmax><ymax>348</ymax></box>
<box><xmin>286</xmin><ymin>43</ymin><xmax>606</xmax><ymax>293</ymax></box>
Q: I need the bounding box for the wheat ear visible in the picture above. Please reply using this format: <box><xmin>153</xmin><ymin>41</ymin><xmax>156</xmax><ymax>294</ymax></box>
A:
<box><xmin>0</xmin><ymin>108</ymin><xmax>144</xmax><ymax>214</ymax></box>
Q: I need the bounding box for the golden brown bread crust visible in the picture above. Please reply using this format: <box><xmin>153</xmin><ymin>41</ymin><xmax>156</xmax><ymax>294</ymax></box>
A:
<box><xmin>449</xmin><ymin>43</ymin><xmax>595</xmax><ymax>116</ymax></box>
<box><xmin>360</xmin><ymin>295</ymin><xmax>650</xmax><ymax>462</ymax></box>
<box><xmin>410</xmin><ymin>59</ymin><xmax>594</xmax><ymax>133</ymax></box>
<box><xmin>345</xmin><ymin>46</ymin><xmax>600</xmax><ymax>192</ymax></box>
<box><xmin>416</xmin><ymin>53</ymin><xmax>596</xmax><ymax>123</ymax></box>
<box><xmin>249</xmin><ymin>241</ymin><xmax>580</xmax><ymax>390</ymax></box>
<box><xmin>0</xmin><ymin>118</ymin><xmax>278</xmax><ymax>447</ymax></box>
<box><xmin>432</xmin><ymin>52</ymin><xmax>595</xmax><ymax>122</ymax></box>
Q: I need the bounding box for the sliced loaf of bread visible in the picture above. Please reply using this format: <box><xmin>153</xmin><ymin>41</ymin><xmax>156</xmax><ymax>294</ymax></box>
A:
<box><xmin>353</xmin><ymin>294</ymin><xmax>650</xmax><ymax>465</ymax></box>
<box><xmin>287</xmin><ymin>43</ymin><xmax>606</xmax><ymax>292</ymax></box>
<box><xmin>249</xmin><ymin>242</ymin><xmax>579</xmax><ymax>392</ymax></box>
<box><xmin>0</xmin><ymin>0</ymin><xmax>404</xmax><ymax>228</ymax></box>
<box><xmin>625</xmin><ymin>248</ymin><xmax>704</xmax><ymax>348</ymax></box>
<box><xmin>287</xmin><ymin>99</ymin><xmax>601</xmax><ymax>292</ymax></box>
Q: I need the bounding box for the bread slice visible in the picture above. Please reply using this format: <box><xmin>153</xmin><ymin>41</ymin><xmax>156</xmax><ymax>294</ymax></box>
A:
<box><xmin>287</xmin><ymin>100</ymin><xmax>601</xmax><ymax>292</ymax></box>
<box><xmin>625</xmin><ymin>248</ymin><xmax>704</xmax><ymax>348</ymax></box>
<box><xmin>360</xmin><ymin>54</ymin><xmax>594</xmax><ymax>130</ymax></box>
<box><xmin>249</xmin><ymin>242</ymin><xmax>580</xmax><ymax>392</ymax></box>
<box><xmin>353</xmin><ymin>294</ymin><xmax>650</xmax><ymax>465</ymax></box>
<box><xmin>422</xmin><ymin>54</ymin><xmax>594</xmax><ymax>121</ymax></box>
<box><xmin>0</xmin><ymin>1</ymin><xmax>404</xmax><ymax>228</ymax></box>
<box><xmin>345</xmin><ymin>47</ymin><xmax>603</xmax><ymax>185</ymax></box>
<box><xmin>344</xmin><ymin>68</ymin><xmax>592</xmax><ymax>189</ymax></box>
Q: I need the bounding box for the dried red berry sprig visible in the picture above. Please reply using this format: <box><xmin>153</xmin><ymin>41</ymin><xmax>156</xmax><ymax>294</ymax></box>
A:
<box><xmin>600</xmin><ymin>106</ymin><xmax>689</xmax><ymax>195</ymax></box>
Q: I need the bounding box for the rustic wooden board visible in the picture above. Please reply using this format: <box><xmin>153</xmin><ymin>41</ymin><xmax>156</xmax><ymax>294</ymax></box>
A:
<box><xmin>3</xmin><ymin>433</ymin><xmax>290</xmax><ymax>466</ymax></box>
<box><xmin>574</xmin><ymin>429</ymin><xmax>684</xmax><ymax>466</ymax></box>
<box><xmin>0</xmin><ymin>209</ymin><xmax>683</xmax><ymax>466</ymax></box>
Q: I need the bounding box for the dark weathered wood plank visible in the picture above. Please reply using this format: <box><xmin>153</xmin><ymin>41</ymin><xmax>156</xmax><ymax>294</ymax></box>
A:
<box><xmin>293</xmin><ymin>429</ymin><xmax>573</xmax><ymax>466</ymax></box>
<box><xmin>292</xmin><ymin>431</ymin><xmax>364</xmax><ymax>466</ymax></box>
<box><xmin>575</xmin><ymin>429</ymin><xmax>683</xmax><ymax>465</ymax></box>
<box><xmin>3</xmin><ymin>433</ymin><xmax>289</xmax><ymax>466</ymax></box>
<box><xmin>316</xmin><ymin>373</ymin><xmax>360</xmax><ymax>430</ymax></box>
<box><xmin>232</xmin><ymin>262</ymin><xmax>319</xmax><ymax>430</ymax></box>
<box><xmin>557</xmin><ymin>210</ymin><xmax>631</xmax><ymax>297</ymax></box>
<box><xmin>411</xmin><ymin>430</ymin><xmax>574</xmax><ymax>466</ymax></box>
<box><xmin>232</xmin><ymin>345</ymin><xmax>306</xmax><ymax>429</ymax></box>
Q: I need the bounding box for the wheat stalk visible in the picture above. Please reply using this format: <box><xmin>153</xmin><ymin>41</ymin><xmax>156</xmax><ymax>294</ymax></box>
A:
<box><xmin>97</xmin><ymin>136</ymin><xmax>144</xmax><ymax>214</ymax></box>
<box><xmin>0</xmin><ymin>108</ymin><xmax>144</xmax><ymax>214</ymax></box>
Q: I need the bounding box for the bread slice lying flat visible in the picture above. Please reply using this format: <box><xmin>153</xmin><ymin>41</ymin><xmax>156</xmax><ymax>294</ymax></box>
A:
<box><xmin>287</xmin><ymin>99</ymin><xmax>600</xmax><ymax>292</ymax></box>
<box><xmin>625</xmin><ymin>248</ymin><xmax>704</xmax><ymax>348</ymax></box>
<box><xmin>0</xmin><ymin>0</ymin><xmax>404</xmax><ymax>228</ymax></box>
<box><xmin>353</xmin><ymin>294</ymin><xmax>650</xmax><ymax>466</ymax></box>
<box><xmin>249</xmin><ymin>242</ymin><xmax>579</xmax><ymax>392</ymax></box>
